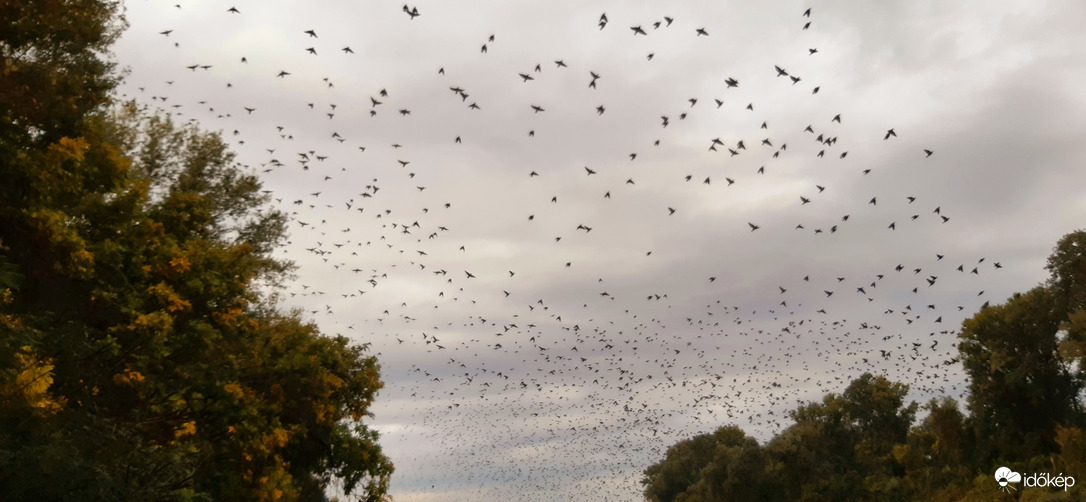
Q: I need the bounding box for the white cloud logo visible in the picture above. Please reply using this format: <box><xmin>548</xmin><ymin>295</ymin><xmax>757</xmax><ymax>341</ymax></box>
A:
<box><xmin>995</xmin><ymin>467</ymin><xmax>1022</xmax><ymax>492</ymax></box>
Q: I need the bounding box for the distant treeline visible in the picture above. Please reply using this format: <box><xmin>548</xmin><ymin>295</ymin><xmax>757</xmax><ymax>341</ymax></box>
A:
<box><xmin>642</xmin><ymin>230</ymin><xmax>1086</xmax><ymax>501</ymax></box>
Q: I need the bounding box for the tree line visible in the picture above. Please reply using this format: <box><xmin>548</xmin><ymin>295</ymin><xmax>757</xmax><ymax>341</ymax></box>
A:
<box><xmin>642</xmin><ymin>230</ymin><xmax>1086</xmax><ymax>501</ymax></box>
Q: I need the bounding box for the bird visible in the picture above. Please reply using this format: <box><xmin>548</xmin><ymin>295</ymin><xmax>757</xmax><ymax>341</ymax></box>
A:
<box><xmin>114</xmin><ymin>6</ymin><xmax>1018</xmax><ymax>494</ymax></box>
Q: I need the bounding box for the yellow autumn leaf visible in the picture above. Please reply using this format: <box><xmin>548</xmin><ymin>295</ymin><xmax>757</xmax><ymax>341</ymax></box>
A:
<box><xmin>169</xmin><ymin>255</ymin><xmax>191</xmax><ymax>273</ymax></box>
<box><xmin>266</xmin><ymin>428</ymin><xmax>290</xmax><ymax>449</ymax></box>
<box><xmin>166</xmin><ymin>294</ymin><xmax>191</xmax><ymax>313</ymax></box>
<box><xmin>70</xmin><ymin>249</ymin><xmax>94</xmax><ymax>277</ymax></box>
<box><xmin>5</xmin><ymin>347</ymin><xmax>66</xmax><ymax>414</ymax></box>
<box><xmin>126</xmin><ymin>311</ymin><xmax>173</xmax><ymax>340</ymax></box>
<box><xmin>223</xmin><ymin>382</ymin><xmax>245</xmax><ymax>398</ymax></box>
<box><xmin>174</xmin><ymin>420</ymin><xmax>197</xmax><ymax>439</ymax></box>
<box><xmin>214</xmin><ymin>307</ymin><xmax>245</xmax><ymax>327</ymax></box>
<box><xmin>112</xmin><ymin>368</ymin><xmax>145</xmax><ymax>386</ymax></box>
<box><xmin>53</xmin><ymin>136</ymin><xmax>89</xmax><ymax>162</ymax></box>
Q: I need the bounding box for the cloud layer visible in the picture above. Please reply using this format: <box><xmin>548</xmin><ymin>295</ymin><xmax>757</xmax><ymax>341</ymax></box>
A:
<box><xmin>112</xmin><ymin>0</ymin><xmax>1086</xmax><ymax>499</ymax></box>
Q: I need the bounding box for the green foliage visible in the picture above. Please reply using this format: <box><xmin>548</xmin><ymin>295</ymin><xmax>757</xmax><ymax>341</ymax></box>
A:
<box><xmin>960</xmin><ymin>285</ymin><xmax>1081</xmax><ymax>462</ymax></box>
<box><xmin>642</xmin><ymin>426</ymin><xmax>761</xmax><ymax>502</ymax></box>
<box><xmin>644</xmin><ymin>231</ymin><xmax>1086</xmax><ymax>502</ymax></box>
<box><xmin>0</xmin><ymin>2</ymin><xmax>392</xmax><ymax>500</ymax></box>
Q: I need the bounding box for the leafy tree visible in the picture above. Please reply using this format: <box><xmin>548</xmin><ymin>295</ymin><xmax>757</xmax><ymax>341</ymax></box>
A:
<box><xmin>892</xmin><ymin>397</ymin><xmax>972</xmax><ymax>500</ymax></box>
<box><xmin>1051</xmin><ymin>232</ymin><xmax>1086</xmax><ymax>379</ymax></box>
<box><xmin>959</xmin><ymin>285</ymin><xmax>1081</xmax><ymax>463</ymax></box>
<box><xmin>696</xmin><ymin>427</ymin><xmax>766</xmax><ymax>502</ymax></box>
<box><xmin>1048</xmin><ymin>231</ymin><xmax>1086</xmax><ymax>317</ymax></box>
<box><xmin>642</xmin><ymin>429</ymin><xmax>724</xmax><ymax>502</ymax></box>
<box><xmin>643</xmin><ymin>374</ymin><xmax>918</xmax><ymax>502</ymax></box>
<box><xmin>0</xmin><ymin>2</ymin><xmax>392</xmax><ymax>500</ymax></box>
<box><xmin>764</xmin><ymin>373</ymin><xmax>916</xmax><ymax>502</ymax></box>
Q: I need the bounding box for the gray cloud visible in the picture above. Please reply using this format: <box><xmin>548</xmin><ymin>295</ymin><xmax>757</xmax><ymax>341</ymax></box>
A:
<box><xmin>112</xmin><ymin>0</ymin><xmax>1086</xmax><ymax>499</ymax></box>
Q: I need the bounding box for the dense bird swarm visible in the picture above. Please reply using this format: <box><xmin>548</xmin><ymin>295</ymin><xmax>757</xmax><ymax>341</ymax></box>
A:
<box><xmin>36</xmin><ymin>0</ymin><xmax>1086</xmax><ymax>500</ymax></box>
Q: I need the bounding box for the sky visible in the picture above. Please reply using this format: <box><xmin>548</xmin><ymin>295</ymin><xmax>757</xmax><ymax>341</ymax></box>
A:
<box><xmin>111</xmin><ymin>0</ymin><xmax>1086</xmax><ymax>500</ymax></box>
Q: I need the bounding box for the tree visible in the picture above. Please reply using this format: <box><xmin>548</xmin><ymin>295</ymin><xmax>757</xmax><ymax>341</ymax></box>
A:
<box><xmin>696</xmin><ymin>427</ymin><xmax>765</xmax><ymax>502</ymax></box>
<box><xmin>643</xmin><ymin>429</ymin><xmax>723</xmax><ymax>502</ymax></box>
<box><xmin>959</xmin><ymin>285</ymin><xmax>1082</xmax><ymax>463</ymax></box>
<box><xmin>1047</xmin><ymin>231</ymin><xmax>1086</xmax><ymax>317</ymax></box>
<box><xmin>642</xmin><ymin>425</ymin><xmax>765</xmax><ymax>502</ymax></box>
<box><xmin>1050</xmin><ymin>232</ymin><xmax>1086</xmax><ymax>379</ymax></box>
<box><xmin>1</xmin><ymin>0</ymin><xmax>124</xmax><ymax>179</ymax></box>
<box><xmin>892</xmin><ymin>397</ymin><xmax>972</xmax><ymax>500</ymax></box>
<box><xmin>764</xmin><ymin>373</ymin><xmax>916</xmax><ymax>502</ymax></box>
<box><xmin>0</xmin><ymin>3</ymin><xmax>392</xmax><ymax>499</ymax></box>
<box><xmin>642</xmin><ymin>375</ymin><xmax>918</xmax><ymax>502</ymax></box>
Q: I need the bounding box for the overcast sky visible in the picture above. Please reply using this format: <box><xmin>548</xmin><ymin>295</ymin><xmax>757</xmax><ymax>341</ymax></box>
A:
<box><xmin>112</xmin><ymin>0</ymin><xmax>1086</xmax><ymax>499</ymax></box>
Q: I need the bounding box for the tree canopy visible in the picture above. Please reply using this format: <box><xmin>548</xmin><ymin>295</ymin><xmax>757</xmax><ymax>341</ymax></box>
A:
<box><xmin>1</xmin><ymin>1</ymin><xmax>391</xmax><ymax>500</ymax></box>
<box><xmin>643</xmin><ymin>230</ymin><xmax>1086</xmax><ymax>501</ymax></box>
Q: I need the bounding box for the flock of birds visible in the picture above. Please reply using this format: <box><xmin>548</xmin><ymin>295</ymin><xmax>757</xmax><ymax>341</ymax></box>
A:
<box><xmin>119</xmin><ymin>3</ymin><xmax>1008</xmax><ymax>500</ymax></box>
